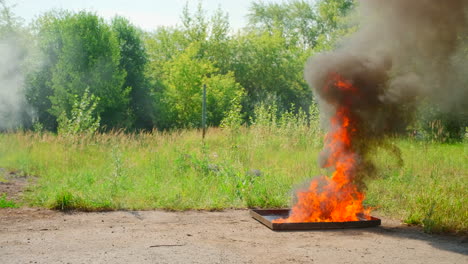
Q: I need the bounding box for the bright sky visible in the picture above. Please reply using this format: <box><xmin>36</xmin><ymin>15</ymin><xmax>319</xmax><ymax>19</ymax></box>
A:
<box><xmin>12</xmin><ymin>0</ymin><xmax>282</xmax><ymax>31</ymax></box>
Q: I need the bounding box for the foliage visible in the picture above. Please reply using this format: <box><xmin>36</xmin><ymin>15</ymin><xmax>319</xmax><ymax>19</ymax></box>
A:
<box><xmin>412</xmin><ymin>101</ymin><xmax>468</xmax><ymax>142</ymax></box>
<box><xmin>247</xmin><ymin>0</ymin><xmax>355</xmax><ymax>50</ymax></box>
<box><xmin>17</xmin><ymin>1</ymin><xmax>355</xmax><ymax>132</ymax></box>
<box><xmin>160</xmin><ymin>44</ymin><xmax>244</xmax><ymax>128</ymax></box>
<box><xmin>32</xmin><ymin>121</ymin><xmax>44</xmax><ymax>133</ymax></box>
<box><xmin>251</xmin><ymin>102</ymin><xmax>278</xmax><ymax>129</ymax></box>
<box><xmin>248</xmin><ymin>0</ymin><xmax>319</xmax><ymax>49</ymax></box>
<box><xmin>0</xmin><ymin>0</ymin><xmax>22</xmax><ymax>33</ymax></box>
<box><xmin>1</xmin><ymin>0</ymin><xmax>467</xmax><ymax>237</ymax></box>
<box><xmin>144</xmin><ymin>2</ymin><xmax>320</xmax><ymax>126</ymax></box>
<box><xmin>250</xmin><ymin>101</ymin><xmax>323</xmax><ymax>147</ymax></box>
<box><xmin>112</xmin><ymin>16</ymin><xmax>153</xmax><ymax>130</ymax></box>
<box><xmin>2</xmin><ymin>0</ymin><xmax>464</xmax><ymax>143</ymax></box>
<box><xmin>313</xmin><ymin>0</ymin><xmax>357</xmax><ymax>51</ymax></box>
<box><xmin>57</xmin><ymin>88</ymin><xmax>101</xmax><ymax>136</ymax></box>
<box><xmin>220</xmin><ymin>90</ymin><xmax>245</xmax><ymax>131</ymax></box>
<box><xmin>180</xmin><ymin>3</ymin><xmax>231</xmax><ymax>70</ymax></box>
<box><xmin>26</xmin><ymin>11</ymin><xmax>130</xmax><ymax>131</ymax></box>
<box><xmin>229</xmin><ymin>30</ymin><xmax>312</xmax><ymax>115</ymax></box>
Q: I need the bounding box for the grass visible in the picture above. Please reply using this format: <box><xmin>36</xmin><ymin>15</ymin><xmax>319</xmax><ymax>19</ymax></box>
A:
<box><xmin>366</xmin><ymin>140</ymin><xmax>467</xmax><ymax>234</ymax></box>
<box><xmin>0</xmin><ymin>194</ymin><xmax>19</xmax><ymax>208</ymax></box>
<box><xmin>0</xmin><ymin>127</ymin><xmax>466</xmax><ymax>234</ymax></box>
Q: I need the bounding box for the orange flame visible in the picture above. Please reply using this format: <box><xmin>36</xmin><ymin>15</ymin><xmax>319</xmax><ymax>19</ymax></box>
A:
<box><xmin>273</xmin><ymin>75</ymin><xmax>371</xmax><ymax>223</ymax></box>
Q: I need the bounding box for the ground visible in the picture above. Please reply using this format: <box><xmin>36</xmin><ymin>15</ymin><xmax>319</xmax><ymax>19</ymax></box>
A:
<box><xmin>0</xmin><ymin>208</ymin><xmax>467</xmax><ymax>264</ymax></box>
<box><xmin>0</xmin><ymin>168</ymin><xmax>29</xmax><ymax>203</ymax></box>
<box><xmin>0</xmin><ymin>171</ymin><xmax>467</xmax><ymax>263</ymax></box>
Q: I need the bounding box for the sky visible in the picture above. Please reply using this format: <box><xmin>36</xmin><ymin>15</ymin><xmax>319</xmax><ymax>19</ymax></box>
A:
<box><xmin>11</xmin><ymin>0</ymin><xmax>282</xmax><ymax>31</ymax></box>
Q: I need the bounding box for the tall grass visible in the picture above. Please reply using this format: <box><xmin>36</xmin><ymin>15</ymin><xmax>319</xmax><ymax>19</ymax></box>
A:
<box><xmin>0</xmin><ymin>123</ymin><xmax>324</xmax><ymax>211</ymax></box>
<box><xmin>366</xmin><ymin>140</ymin><xmax>467</xmax><ymax>233</ymax></box>
<box><xmin>0</xmin><ymin>111</ymin><xmax>466</xmax><ymax>234</ymax></box>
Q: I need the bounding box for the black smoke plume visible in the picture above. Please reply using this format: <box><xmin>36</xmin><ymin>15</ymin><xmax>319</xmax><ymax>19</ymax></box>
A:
<box><xmin>305</xmin><ymin>0</ymin><xmax>468</xmax><ymax>184</ymax></box>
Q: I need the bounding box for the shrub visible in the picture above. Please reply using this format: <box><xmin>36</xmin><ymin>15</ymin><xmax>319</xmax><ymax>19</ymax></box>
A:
<box><xmin>57</xmin><ymin>87</ymin><xmax>101</xmax><ymax>136</ymax></box>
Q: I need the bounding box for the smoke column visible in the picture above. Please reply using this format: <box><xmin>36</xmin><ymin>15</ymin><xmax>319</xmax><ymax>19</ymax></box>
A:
<box><xmin>305</xmin><ymin>0</ymin><xmax>468</xmax><ymax>185</ymax></box>
<box><xmin>0</xmin><ymin>36</ymin><xmax>32</xmax><ymax>131</ymax></box>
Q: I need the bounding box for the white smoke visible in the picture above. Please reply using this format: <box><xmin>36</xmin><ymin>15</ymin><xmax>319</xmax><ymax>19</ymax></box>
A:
<box><xmin>0</xmin><ymin>36</ymin><xmax>32</xmax><ymax>130</ymax></box>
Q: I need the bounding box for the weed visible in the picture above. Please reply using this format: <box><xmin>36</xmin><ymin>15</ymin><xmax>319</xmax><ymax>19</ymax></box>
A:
<box><xmin>0</xmin><ymin>194</ymin><xmax>19</xmax><ymax>208</ymax></box>
<box><xmin>52</xmin><ymin>191</ymin><xmax>77</xmax><ymax>211</ymax></box>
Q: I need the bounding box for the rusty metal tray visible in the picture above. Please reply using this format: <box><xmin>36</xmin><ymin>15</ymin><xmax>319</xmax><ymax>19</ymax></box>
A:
<box><xmin>250</xmin><ymin>209</ymin><xmax>381</xmax><ymax>231</ymax></box>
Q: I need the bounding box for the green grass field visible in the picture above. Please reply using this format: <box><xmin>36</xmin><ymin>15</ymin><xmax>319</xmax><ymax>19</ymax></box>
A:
<box><xmin>0</xmin><ymin>128</ymin><xmax>466</xmax><ymax>234</ymax></box>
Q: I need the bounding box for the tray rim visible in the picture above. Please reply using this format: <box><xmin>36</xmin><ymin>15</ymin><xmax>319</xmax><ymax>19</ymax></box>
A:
<box><xmin>250</xmin><ymin>209</ymin><xmax>381</xmax><ymax>231</ymax></box>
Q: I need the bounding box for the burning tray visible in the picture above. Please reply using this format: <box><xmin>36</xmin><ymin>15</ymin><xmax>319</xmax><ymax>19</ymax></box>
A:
<box><xmin>250</xmin><ymin>209</ymin><xmax>381</xmax><ymax>231</ymax></box>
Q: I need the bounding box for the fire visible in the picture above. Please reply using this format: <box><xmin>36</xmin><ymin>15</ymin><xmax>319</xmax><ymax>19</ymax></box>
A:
<box><xmin>273</xmin><ymin>74</ymin><xmax>371</xmax><ymax>223</ymax></box>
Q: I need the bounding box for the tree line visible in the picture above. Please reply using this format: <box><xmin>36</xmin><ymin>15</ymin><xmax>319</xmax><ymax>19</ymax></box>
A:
<box><xmin>0</xmin><ymin>0</ymin><xmax>465</xmax><ymax>140</ymax></box>
<box><xmin>0</xmin><ymin>0</ymin><xmax>354</xmax><ymax>132</ymax></box>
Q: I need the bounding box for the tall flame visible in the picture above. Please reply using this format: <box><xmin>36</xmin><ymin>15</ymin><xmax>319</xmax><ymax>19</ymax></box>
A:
<box><xmin>274</xmin><ymin>74</ymin><xmax>371</xmax><ymax>223</ymax></box>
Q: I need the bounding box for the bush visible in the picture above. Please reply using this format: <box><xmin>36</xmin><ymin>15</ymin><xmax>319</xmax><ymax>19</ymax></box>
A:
<box><xmin>414</xmin><ymin>102</ymin><xmax>467</xmax><ymax>142</ymax></box>
<box><xmin>57</xmin><ymin>88</ymin><xmax>101</xmax><ymax>136</ymax></box>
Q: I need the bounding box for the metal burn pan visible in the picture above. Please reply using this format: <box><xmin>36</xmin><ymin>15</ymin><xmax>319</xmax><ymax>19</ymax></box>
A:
<box><xmin>250</xmin><ymin>209</ymin><xmax>381</xmax><ymax>231</ymax></box>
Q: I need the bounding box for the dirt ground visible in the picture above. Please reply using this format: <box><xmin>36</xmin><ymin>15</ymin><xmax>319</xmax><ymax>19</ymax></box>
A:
<box><xmin>0</xmin><ymin>168</ymin><xmax>29</xmax><ymax>203</ymax></box>
<box><xmin>0</xmin><ymin>170</ymin><xmax>467</xmax><ymax>263</ymax></box>
<box><xmin>0</xmin><ymin>208</ymin><xmax>466</xmax><ymax>264</ymax></box>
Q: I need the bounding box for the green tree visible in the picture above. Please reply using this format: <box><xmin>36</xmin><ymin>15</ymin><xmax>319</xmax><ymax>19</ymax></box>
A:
<box><xmin>229</xmin><ymin>30</ymin><xmax>311</xmax><ymax>116</ymax></box>
<box><xmin>161</xmin><ymin>44</ymin><xmax>244</xmax><ymax>128</ymax></box>
<box><xmin>248</xmin><ymin>0</ymin><xmax>318</xmax><ymax>49</ymax></box>
<box><xmin>144</xmin><ymin>27</ymin><xmax>186</xmax><ymax>82</ymax></box>
<box><xmin>180</xmin><ymin>3</ymin><xmax>232</xmax><ymax>73</ymax></box>
<box><xmin>313</xmin><ymin>0</ymin><xmax>356</xmax><ymax>51</ymax></box>
<box><xmin>144</xmin><ymin>27</ymin><xmax>186</xmax><ymax>129</ymax></box>
<box><xmin>0</xmin><ymin>0</ymin><xmax>23</xmax><ymax>34</ymax></box>
<box><xmin>112</xmin><ymin>16</ymin><xmax>153</xmax><ymax>130</ymax></box>
<box><xmin>144</xmin><ymin>4</ymin><xmax>235</xmax><ymax>129</ymax></box>
<box><xmin>27</xmin><ymin>11</ymin><xmax>131</xmax><ymax>130</ymax></box>
<box><xmin>243</xmin><ymin>0</ymin><xmax>356</xmax><ymax>116</ymax></box>
<box><xmin>316</xmin><ymin>0</ymin><xmax>355</xmax><ymax>33</ymax></box>
<box><xmin>247</xmin><ymin>0</ymin><xmax>355</xmax><ymax>50</ymax></box>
